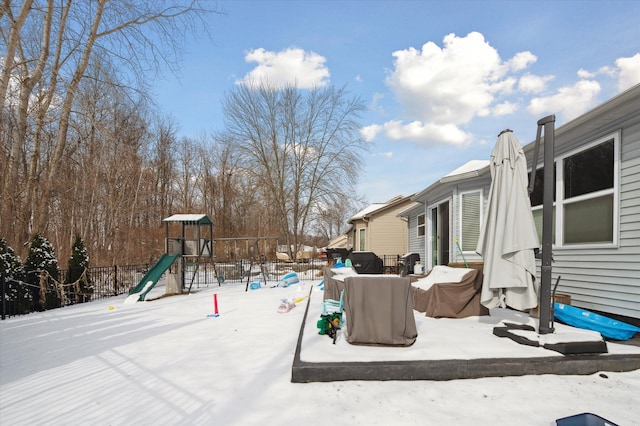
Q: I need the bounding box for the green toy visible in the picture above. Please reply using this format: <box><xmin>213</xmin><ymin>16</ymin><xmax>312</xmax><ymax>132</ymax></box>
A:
<box><xmin>317</xmin><ymin>312</ymin><xmax>342</xmax><ymax>344</ymax></box>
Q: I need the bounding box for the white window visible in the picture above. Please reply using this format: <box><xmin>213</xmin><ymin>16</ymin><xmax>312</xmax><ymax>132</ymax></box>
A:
<box><xmin>358</xmin><ymin>228</ymin><xmax>366</xmax><ymax>251</ymax></box>
<box><xmin>417</xmin><ymin>213</ymin><xmax>425</xmax><ymax>237</ymax></box>
<box><xmin>459</xmin><ymin>190</ymin><xmax>482</xmax><ymax>251</ymax></box>
<box><xmin>530</xmin><ymin>132</ymin><xmax>619</xmax><ymax>247</ymax></box>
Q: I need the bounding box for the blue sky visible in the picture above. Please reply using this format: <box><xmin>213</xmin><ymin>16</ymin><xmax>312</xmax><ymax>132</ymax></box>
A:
<box><xmin>152</xmin><ymin>0</ymin><xmax>640</xmax><ymax>204</ymax></box>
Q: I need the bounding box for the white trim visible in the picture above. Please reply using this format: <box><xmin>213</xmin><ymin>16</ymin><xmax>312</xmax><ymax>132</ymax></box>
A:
<box><xmin>416</xmin><ymin>213</ymin><xmax>426</xmax><ymax>238</ymax></box>
<box><xmin>426</xmin><ymin>196</ymin><xmax>452</xmax><ymax>269</ymax></box>
<box><xmin>531</xmin><ymin>130</ymin><xmax>620</xmax><ymax>248</ymax></box>
<box><xmin>358</xmin><ymin>227</ymin><xmax>366</xmax><ymax>251</ymax></box>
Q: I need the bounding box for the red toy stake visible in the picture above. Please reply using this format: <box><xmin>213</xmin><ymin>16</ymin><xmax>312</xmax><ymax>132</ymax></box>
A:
<box><xmin>213</xmin><ymin>293</ymin><xmax>219</xmax><ymax>317</ymax></box>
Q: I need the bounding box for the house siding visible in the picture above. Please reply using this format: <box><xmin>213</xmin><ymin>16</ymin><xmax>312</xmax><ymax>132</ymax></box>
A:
<box><xmin>407</xmin><ymin>207</ymin><xmax>425</xmax><ymax>260</ymax></box>
<box><xmin>412</xmin><ymin>176</ymin><xmax>489</xmax><ymax>268</ymax></box>
<box><xmin>347</xmin><ymin>198</ymin><xmax>418</xmax><ymax>261</ymax></box>
<box><xmin>405</xmin><ymin>85</ymin><xmax>640</xmax><ymax>320</ymax></box>
<box><xmin>549</xmin><ymin>120</ymin><xmax>640</xmax><ymax>319</ymax></box>
<box><xmin>367</xmin><ymin>203</ymin><xmax>411</xmax><ymax>257</ymax></box>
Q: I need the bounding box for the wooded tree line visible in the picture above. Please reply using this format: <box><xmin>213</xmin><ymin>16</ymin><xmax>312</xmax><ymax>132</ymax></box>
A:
<box><xmin>1</xmin><ymin>0</ymin><xmax>367</xmax><ymax>266</ymax></box>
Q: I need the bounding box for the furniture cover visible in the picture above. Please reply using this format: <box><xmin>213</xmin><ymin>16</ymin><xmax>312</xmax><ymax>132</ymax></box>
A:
<box><xmin>411</xmin><ymin>266</ymin><xmax>489</xmax><ymax>318</ymax></box>
<box><xmin>346</xmin><ymin>251</ymin><xmax>384</xmax><ymax>274</ymax></box>
<box><xmin>323</xmin><ymin>266</ymin><xmax>357</xmax><ymax>301</ymax></box>
<box><xmin>343</xmin><ymin>275</ymin><xmax>417</xmax><ymax>346</ymax></box>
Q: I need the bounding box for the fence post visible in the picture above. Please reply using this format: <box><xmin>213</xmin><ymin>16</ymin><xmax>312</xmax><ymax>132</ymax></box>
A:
<box><xmin>113</xmin><ymin>265</ymin><xmax>118</xmax><ymax>296</ymax></box>
<box><xmin>1</xmin><ymin>273</ymin><xmax>6</xmax><ymax>320</ymax></box>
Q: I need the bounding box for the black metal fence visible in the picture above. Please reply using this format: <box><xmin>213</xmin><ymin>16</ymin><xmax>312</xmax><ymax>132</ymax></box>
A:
<box><xmin>383</xmin><ymin>255</ymin><xmax>401</xmax><ymax>275</ymax></box>
<box><xmin>1</xmin><ymin>258</ymin><xmax>332</xmax><ymax>320</ymax></box>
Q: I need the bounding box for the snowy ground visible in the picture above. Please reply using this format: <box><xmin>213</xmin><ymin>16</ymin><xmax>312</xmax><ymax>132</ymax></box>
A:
<box><xmin>1</xmin><ymin>274</ymin><xmax>639</xmax><ymax>426</ymax></box>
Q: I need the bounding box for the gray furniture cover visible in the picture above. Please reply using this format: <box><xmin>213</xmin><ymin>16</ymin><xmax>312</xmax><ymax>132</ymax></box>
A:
<box><xmin>343</xmin><ymin>275</ymin><xmax>417</xmax><ymax>346</ymax></box>
<box><xmin>323</xmin><ymin>266</ymin><xmax>358</xmax><ymax>301</ymax></box>
<box><xmin>411</xmin><ymin>268</ymin><xmax>489</xmax><ymax>318</ymax></box>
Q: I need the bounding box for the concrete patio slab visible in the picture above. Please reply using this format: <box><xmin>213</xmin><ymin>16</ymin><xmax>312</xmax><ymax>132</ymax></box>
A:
<box><xmin>292</xmin><ymin>288</ymin><xmax>640</xmax><ymax>382</ymax></box>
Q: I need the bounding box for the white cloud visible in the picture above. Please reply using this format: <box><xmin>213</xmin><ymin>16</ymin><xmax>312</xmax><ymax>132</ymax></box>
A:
<box><xmin>386</xmin><ymin>32</ymin><xmax>502</xmax><ymax>124</ymax></box>
<box><xmin>616</xmin><ymin>53</ymin><xmax>640</xmax><ymax>92</ymax></box>
<box><xmin>237</xmin><ymin>47</ymin><xmax>330</xmax><ymax>88</ymax></box>
<box><xmin>489</xmin><ymin>77</ymin><xmax>517</xmax><ymax>96</ymax></box>
<box><xmin>578</xmin><ymin>66</ymin><xmax>615</xmax><ymax>79</ymax></box>
<box><xmin>492</xmin><ymin>101</ymin><xmax>518</xmax><ymax>116</ymax></box>
<box><xmin>527</xmin><ymin>80</ymin><xmax>601</xmax><ymax>121</ymax></box>
<box><xmin>371</xmin><ymin>120</ymin><xmax>472</xmax><ymax>146</ymax></box>
<box><xmin>369</xmin><ymin>92</ymin><xmax>385</xmax><ymax>114</ymax></box>
<box><xmin>505</xmin><ymin>51</ymin><xmax>537</xmax><ymax>72</ymax></box>
<box><xmin>577</xmin><ymin>68</ymin><xmax>595</xmax><ymax>79</ymax></box>
<box><xmin>373</xmin><ymin>32</ymin><xmax>536</xmax><ymax>145</ymax></box>
<box><xmin>360</xmin><ymin>124</ymin><xmax>382</xmax><ymax>142</ymax></box>
<box><xmin>518</xmin><ymin>73</ymin><xmax>553</xmax><ymax>94</ymax></box>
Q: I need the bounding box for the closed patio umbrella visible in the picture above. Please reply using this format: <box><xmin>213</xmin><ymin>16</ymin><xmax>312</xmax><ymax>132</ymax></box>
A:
<box><xmin>476</xmin><ymin>129</ymin><xmax>539</xmax><ymax>311</ymax></box>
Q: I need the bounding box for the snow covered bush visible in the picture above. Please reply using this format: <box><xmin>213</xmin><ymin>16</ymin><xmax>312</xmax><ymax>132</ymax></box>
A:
<box><xmin>24</xmin><ymin>234</ymin><xmax>60</xmax><ymax>310</ymax></box>
<box><xmin>0</xmin><ymin>237</ymin><xmax>32</xmax><ymax>310</ymax></box>
<box><xmin>68</xmin><ymin>235</ymin><xmax>92</xmax><ymax>303</ymax></box>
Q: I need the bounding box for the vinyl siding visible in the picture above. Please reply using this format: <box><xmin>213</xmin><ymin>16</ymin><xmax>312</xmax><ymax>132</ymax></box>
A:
<box><xmin>407</xmin><ymin>209</ymin><xmax>426</xmax><ymax>260</ymax></box>
<box><xmin>544</xmin><ymin>117</ymin><xmax>640</xmax><ymax>319</ymax></box>
<box><xmin>406</xmin><ymin>87</ymin><xmax>640</xmax><ymax>319</ymax></box>
<box><xmin>367</xmin><ymin>202</ymin><xmax>413</xmax><ymax>257</ymax></box>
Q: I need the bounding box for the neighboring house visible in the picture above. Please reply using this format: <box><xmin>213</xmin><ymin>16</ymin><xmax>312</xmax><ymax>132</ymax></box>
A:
<box><xmin>346</xmin><ymin>195</ymin><xmax>418</xmax><ymax>260</ymax></box>
<box><xmin>404</xmin><ymin>83</ymin><xmax>640</xmax><ymax>321</ymax></box>
<box><xmin>326</xmin><ymin>233</ymin><xmax>349</xmax><ymax>250</ymax></box>
<box><xmin>275</xmin><ymin>244</ymin><xmax>317</xmax><ymax>261</ymax></box>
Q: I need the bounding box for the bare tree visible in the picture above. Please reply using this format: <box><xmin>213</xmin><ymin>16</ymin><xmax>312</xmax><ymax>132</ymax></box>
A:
<box><xmin>313</xmin><ymin>193</ymin><xmax>366</xmax><ymax>241</ymax></box>
<box><xmin>34</xmin><ymin>0</ymin><xmax>219</xmax><ymax>233</ymax></box>
<box><xmin>0</xmin><ymin>0</ymin><xmax>221</xmax><ymax>255</ymax></box>
<box><xmin>222</xmin><ymin>82</ymin><xmax>367</xmax><ymax>260</ymax></box>
<box><xmin>150</xmin><ymin>115</ymin><xmax>179</xmax><ymax>220</ymax></box>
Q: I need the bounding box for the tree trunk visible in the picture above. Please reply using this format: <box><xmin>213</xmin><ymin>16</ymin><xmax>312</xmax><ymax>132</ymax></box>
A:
<box><xmin>35</xmin><ymin>0</ymin><xmax>106</xmax><ymax>232</ymax></box>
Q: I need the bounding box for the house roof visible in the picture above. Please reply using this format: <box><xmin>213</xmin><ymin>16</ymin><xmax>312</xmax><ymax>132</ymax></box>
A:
<box><xmin>163</xmin><ymin>214</ymin><xmax>214</xmax><ymax>225</ymax></box>
<box><xmin>327</xmin><ymin>233</ymin><xmax>349</xmax><ymax>249</ymax></box>
<box><xmin>397</xmin><ymin>202</ymin><xmax>424</xmax><ymax>217</ymax></box>
<box><xmin>443</xmin><ymin>160</ymin><xmax>490</xmax><ymax>179</ymax></box>
<box><xmin>348</xmin><ymin>194</ymin><xmax>417</xmax><ymax>223</ymax></box>
<box><xmin>413</xmin><ymin>160</ymin><xmax>490</xmax><ymax>200</ymax></box>
<box><xmin>349</xmin><ymin>203</ymin><xmax>386</xmax><ymax>221</ymax></box>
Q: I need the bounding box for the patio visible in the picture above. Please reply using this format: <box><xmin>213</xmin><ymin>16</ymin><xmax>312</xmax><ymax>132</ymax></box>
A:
<box><xmin>292</xmin><ymin>286</ymin><xmax>640</xmax><ymax>382</ymax></box>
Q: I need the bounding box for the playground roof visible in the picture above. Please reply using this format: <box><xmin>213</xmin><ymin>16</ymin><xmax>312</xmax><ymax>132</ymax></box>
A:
<box><xmin>163</xmin><ymin>214</ymin><xmax>213</xmax><ymax>225</ymax></box>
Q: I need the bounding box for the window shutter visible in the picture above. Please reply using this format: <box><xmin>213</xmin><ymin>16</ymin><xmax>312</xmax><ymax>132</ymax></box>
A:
<box><xmin>461</xmin><ymin>192</ymin><xmax>480</xmax><ymax>251</ymax></box>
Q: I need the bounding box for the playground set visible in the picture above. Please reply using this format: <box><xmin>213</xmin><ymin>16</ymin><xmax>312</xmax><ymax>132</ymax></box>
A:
<box><xmin>128</xmin><ymin>214</ymin><xmax>214</xmax><ymax>302</ymax></box>
<box><xmin>127</xmin><ymin>214</ymin><xmax>298</xmax><ymax>302</ymax></box>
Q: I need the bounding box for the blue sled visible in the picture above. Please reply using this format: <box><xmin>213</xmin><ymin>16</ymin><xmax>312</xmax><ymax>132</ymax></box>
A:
<box><xmin>554</xmin><ymin>302</ymin><xmax>640</xmax><ymax>340</ymax></box>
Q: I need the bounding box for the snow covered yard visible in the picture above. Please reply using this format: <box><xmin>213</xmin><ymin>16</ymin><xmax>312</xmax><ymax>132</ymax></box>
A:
<box><xmin>1</xmin><ymin>277</ymin><xmax>639</xmax><ymax>425</ymax></box>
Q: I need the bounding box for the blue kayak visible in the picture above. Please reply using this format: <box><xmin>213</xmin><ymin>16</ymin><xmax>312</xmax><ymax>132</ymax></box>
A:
<box><xmin>554</xmin><ymin>303</ymin><xmax>640</xmax><ymax>340</ymax></box>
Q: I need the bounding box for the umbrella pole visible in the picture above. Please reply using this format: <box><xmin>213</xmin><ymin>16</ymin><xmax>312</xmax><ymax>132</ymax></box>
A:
<box><xmin>537</xmin><ymin>115</ymin><xmax>556</xmax><ymax>335</ymax></box>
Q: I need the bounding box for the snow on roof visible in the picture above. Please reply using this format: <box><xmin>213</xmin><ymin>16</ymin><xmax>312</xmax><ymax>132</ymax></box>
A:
<box><xmin>444</xmin><ymin>160</ymin><xmax>490</xmax><ymax>177</ymax></box>
<box><xmin>163</xmin><ymin>214</ymin><xmax>213</xmax><ymax>224</ymax></box>
<box><xmin>350</xmin><ymin>203</ymin><xmax>386</xmax><ymax>220</ymax></box>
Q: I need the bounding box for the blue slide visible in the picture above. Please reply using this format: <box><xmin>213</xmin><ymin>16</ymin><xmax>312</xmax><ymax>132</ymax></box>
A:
<box><xmin>129</xmin><ymin>254</ymin><xmax>180</xmax><ymax>301</ymax></box>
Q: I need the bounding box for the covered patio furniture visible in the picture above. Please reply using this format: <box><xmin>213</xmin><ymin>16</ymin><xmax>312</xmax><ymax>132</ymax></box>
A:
<box><xmin>343</xmin><ymin>275</ymin><xmax>417</xmax><ymax>346</ymax></box>
<box><xmin>346</xmin><ymin>251</ymin><xmax>384</xmax><ymax>274</ymax></box>
<box><xmin>322</xmin><ymin>266</ymin><xmax>358</xmax><ymax>301</ymax></box>
<box><xmin>411</xmin><ymin>265</ymin><xmax>489</xmax><ymax>318</ymax></box>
